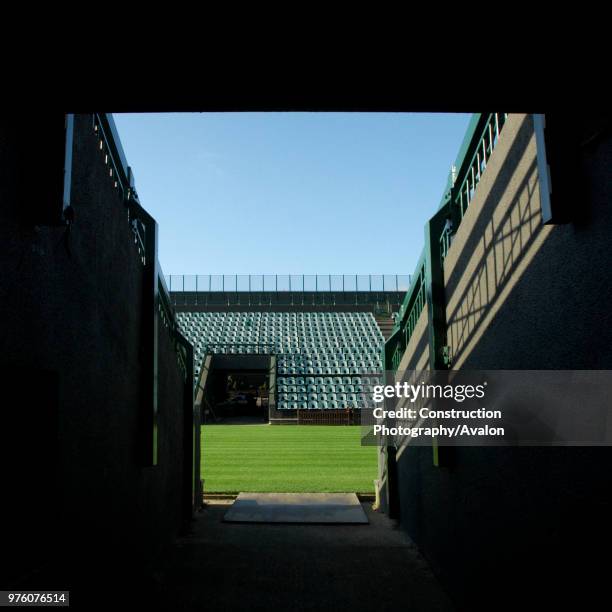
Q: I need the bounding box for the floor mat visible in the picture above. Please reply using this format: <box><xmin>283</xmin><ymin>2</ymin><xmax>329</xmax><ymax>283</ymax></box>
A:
<box><xmin>223</xmin><ymin>492</ymin><xmax>369</xmax><ymax>524</ymax></box>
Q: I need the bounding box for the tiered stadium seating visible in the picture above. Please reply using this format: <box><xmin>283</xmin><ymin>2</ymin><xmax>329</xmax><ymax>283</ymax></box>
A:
<box><xmin>176</xmin><ymin>311</ymin><xmax>384</xmax><ymax>410</ymax></box>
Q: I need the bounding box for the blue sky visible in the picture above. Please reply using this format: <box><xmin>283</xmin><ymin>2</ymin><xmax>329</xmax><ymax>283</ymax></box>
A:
<box><xmin>113</xmin><ymin>112</ymin><xmax>471</xmax><ymax>278</ymax></box>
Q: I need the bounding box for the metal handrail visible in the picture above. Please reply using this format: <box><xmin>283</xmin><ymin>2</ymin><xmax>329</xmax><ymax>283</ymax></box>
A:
<box><xmin>388</xmin><ymin>264</ymin><xmax>427</xmax><ymax>371</ymax></box>
<box><xmin>385</xmin><ymin>113</ymin><xmax>509</xmax><ymax>372</ymax></box>
<box><xmin>440</xmin><ymin>113</ymin><xmax>508</xmax><ymax>260</ymax></box>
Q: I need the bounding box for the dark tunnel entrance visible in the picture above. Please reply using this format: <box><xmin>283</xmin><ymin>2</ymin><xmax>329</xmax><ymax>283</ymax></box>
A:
<box><xmin>201</xmin><ymin>354</ymin><xmax>272</xmax><ymax>424</ymax></box>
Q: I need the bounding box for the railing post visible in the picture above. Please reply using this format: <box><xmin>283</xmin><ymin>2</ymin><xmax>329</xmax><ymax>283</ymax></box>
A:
<box><xmin>132</xmin><ymin>206</ymin><xmax>159</xmax><ymax>466</ymax></box>
<box><xmin>425</xmin><ymin>204</ymin><xmax>451</xmax><ymax>467</ymax></box>
<box><xmin>175</xmin><ymin>329</ymin><xmax>198</xmax><ymax>522</ymax></box>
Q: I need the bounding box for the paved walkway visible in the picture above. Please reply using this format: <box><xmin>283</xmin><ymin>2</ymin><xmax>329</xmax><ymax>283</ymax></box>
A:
<box><xmin>143</xmin><ymin>501</ymin><xmax>455</xmax><ymax>611</ymax></box>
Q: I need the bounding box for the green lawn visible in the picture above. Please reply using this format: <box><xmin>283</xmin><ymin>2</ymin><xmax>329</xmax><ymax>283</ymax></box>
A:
<box><xmin>201</xmin><ymin>425</ymin><xmax>377</xmax><ymax>493</ymax></box>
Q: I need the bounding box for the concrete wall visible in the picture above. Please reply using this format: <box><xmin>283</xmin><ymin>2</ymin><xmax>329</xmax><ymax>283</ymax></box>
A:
<box><xmin>1</xmin><ymin>115</ymin><xmax>189</xmax><ymax>590</ymax></box>
<box><xmin>390</xmin><ymin>114</ymin><xmax>612</xmax><ymax>608</ymax></box>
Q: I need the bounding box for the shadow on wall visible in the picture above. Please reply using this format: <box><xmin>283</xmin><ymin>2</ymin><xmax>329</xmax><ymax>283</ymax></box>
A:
<box><xmin>394</xmin><ymin>114</ymin><xmax>612</xmax><ymax>609</ymax></box>
<box><xmin>444</xmin><ymin>116</ymin><xmax>544</xmax><ymax>369</ymax></box>
<box><xmin>447</xmin><ymin>162</ymin><xmax>541</xmax><ymax>367</ymax></box>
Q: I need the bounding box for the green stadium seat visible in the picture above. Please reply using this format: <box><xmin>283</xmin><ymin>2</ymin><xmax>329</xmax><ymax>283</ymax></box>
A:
<box><xmin>177</xmin><ymin>310</ymin><xmax>385</xmax><ymax>408</ymax></box>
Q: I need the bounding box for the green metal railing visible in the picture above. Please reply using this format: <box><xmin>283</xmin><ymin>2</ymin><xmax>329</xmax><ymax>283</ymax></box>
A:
<box><xmin>440</xmin><ymin>112</ymin><xmax>508</xmax><ymax>261</ymax></box>
<box><xmin>388</xmin><ymin>264</ymin><xmax>426</xmax><ymax>371</ymax></box>
<box><xmin>386</xmin><ymin>113</ymin><xmax>509</xmax><ymax>373</ymax></box>
<box><xmin>158</xmin><ymin>273</ymin><xmax>191</xmax><ymax>381</ymax></box>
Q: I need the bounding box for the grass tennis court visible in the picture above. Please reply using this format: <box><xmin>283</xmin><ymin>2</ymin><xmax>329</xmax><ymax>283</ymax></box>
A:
<box><xmin>201</xmin><ymin>425</ymin><xmax>377</xmax><ymax>493</ymax></box>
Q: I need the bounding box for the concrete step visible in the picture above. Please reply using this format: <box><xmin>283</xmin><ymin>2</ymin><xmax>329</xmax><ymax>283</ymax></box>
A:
<box><xmin>374</xmin><ymin>315</ymin><xmax>397</xmax><ymax>340</ymax></box>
